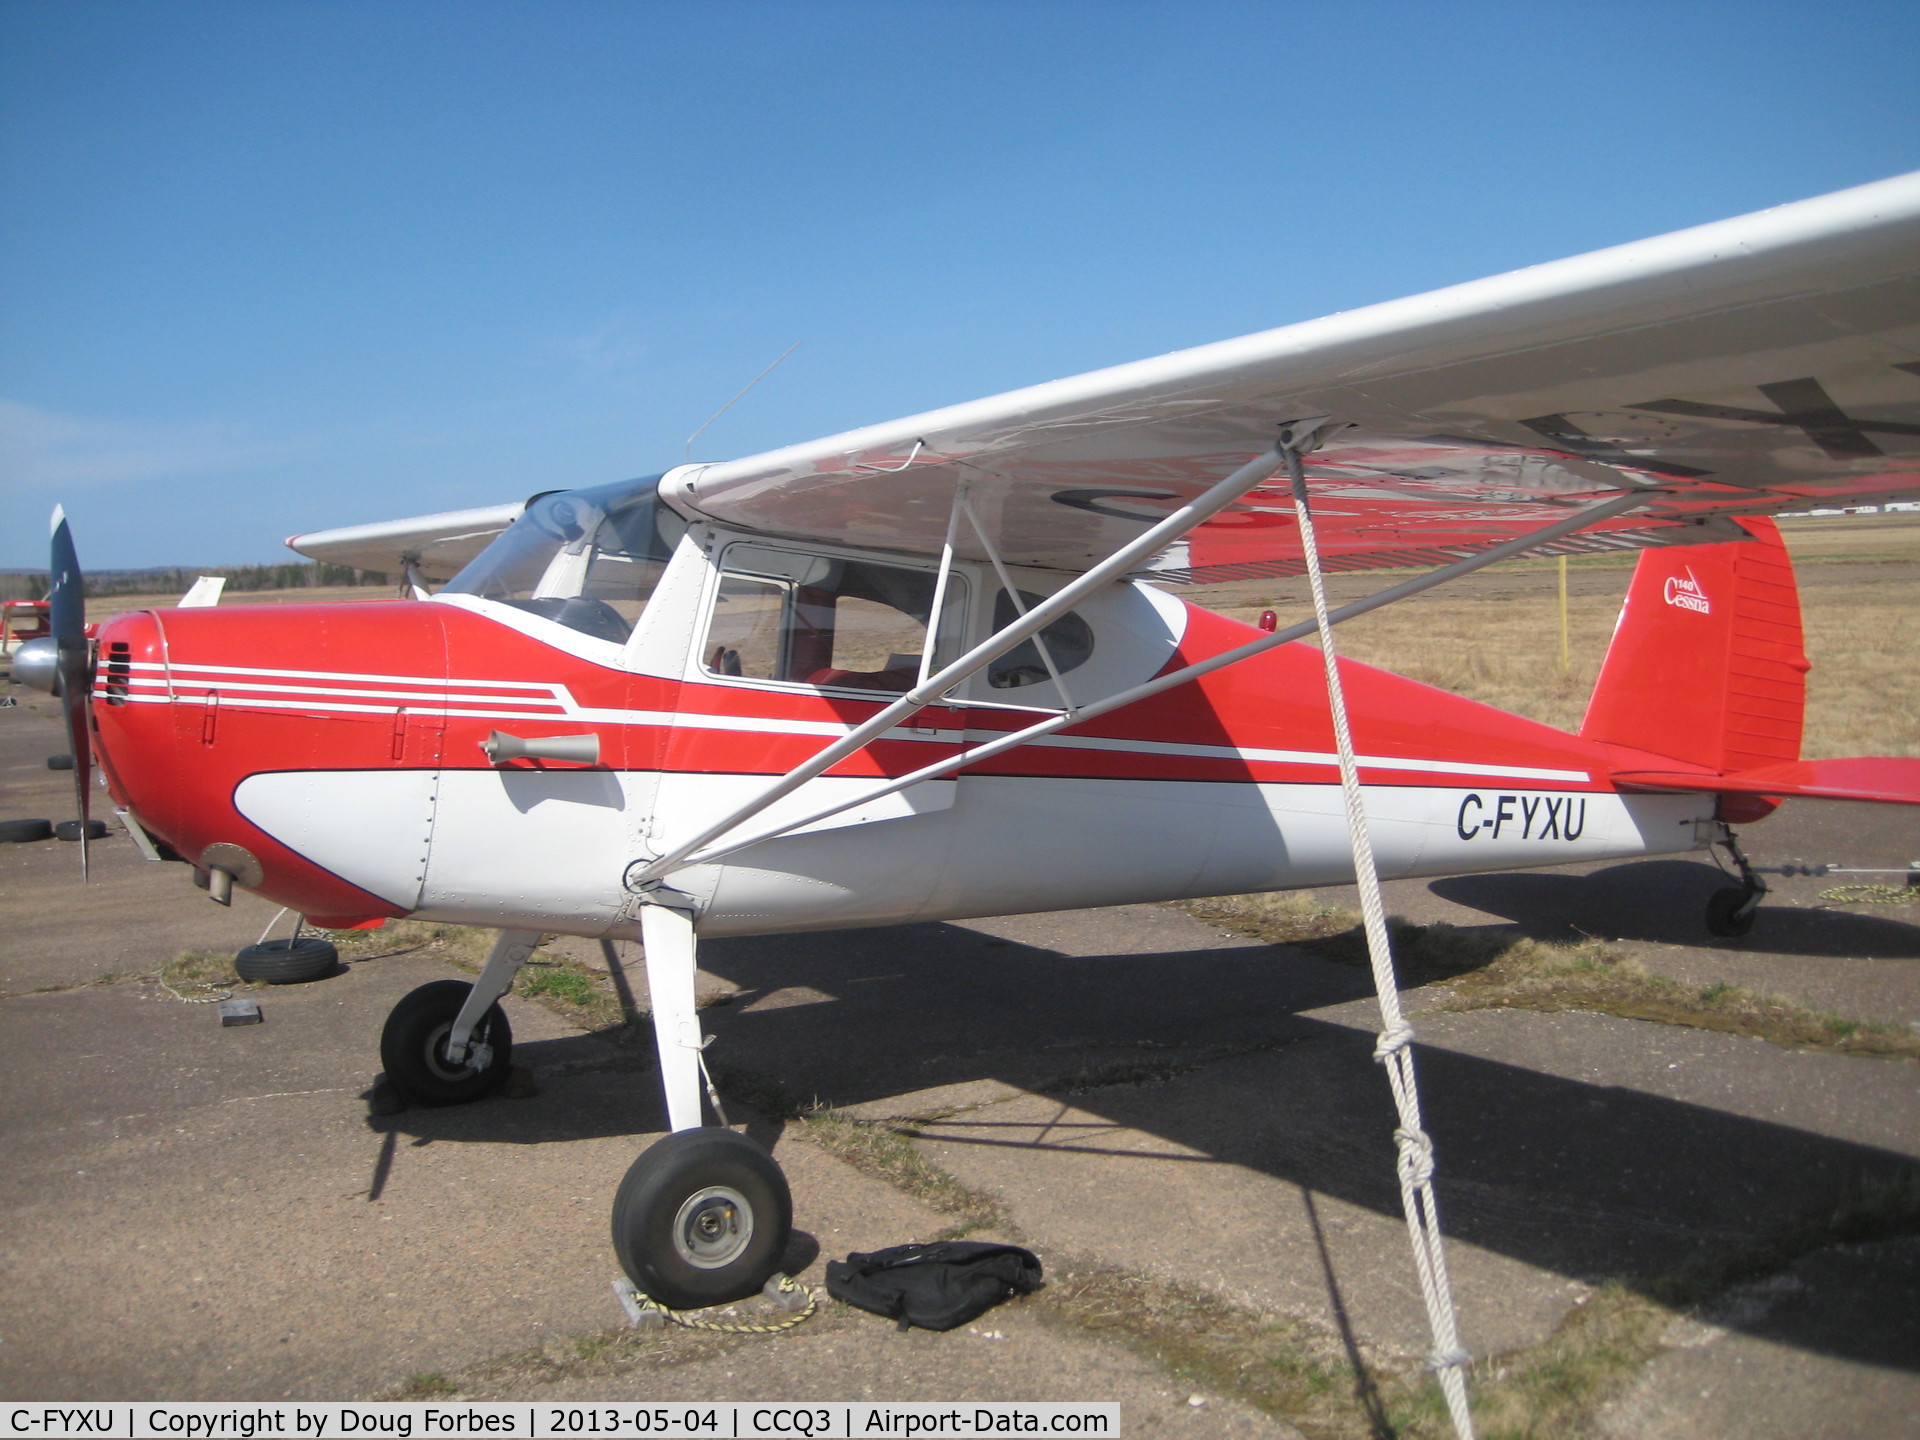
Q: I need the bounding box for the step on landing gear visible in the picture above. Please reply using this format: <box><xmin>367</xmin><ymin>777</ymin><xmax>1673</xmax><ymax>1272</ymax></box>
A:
<box><xmin>1706</xmin><ymin>826</ymin><xmax>1766</xmax><ymax>939</ymax></box>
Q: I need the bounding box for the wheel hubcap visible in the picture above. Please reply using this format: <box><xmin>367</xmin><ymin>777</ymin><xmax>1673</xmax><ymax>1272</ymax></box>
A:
<box><xmin>422</xmin><ymin>1019</ymin><xmax>484</xmax><ymax>1081</ymax></box>
<box><xmin>672</xmin><ymin>1185</ymin><xmax>753</xmax><ymax>1269</ymax></box>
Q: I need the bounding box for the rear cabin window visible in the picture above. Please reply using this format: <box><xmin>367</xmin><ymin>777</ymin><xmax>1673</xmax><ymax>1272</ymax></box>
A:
<box><xmin>986</xmin><ymin>589</ymin><xmax>1095</xmax><ymax>689</ymax></box>
<box><xmin>704</xmin><ymin>546</ymin><xmax>966</xmax><ymax>695</ymax></box>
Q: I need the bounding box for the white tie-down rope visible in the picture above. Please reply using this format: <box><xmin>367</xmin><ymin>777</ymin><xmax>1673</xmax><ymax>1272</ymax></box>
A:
<box><xmin>1283</xmin><ymin>436</ymin><xmax>1475</xmax><ymax>1439</ymax></box>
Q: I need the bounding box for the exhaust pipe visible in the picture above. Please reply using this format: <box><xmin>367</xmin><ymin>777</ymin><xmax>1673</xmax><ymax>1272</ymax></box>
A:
<box><xmin>481</xmin><ymin>731</ymin><xmax>601</xmax><ymax>766</ymax></box>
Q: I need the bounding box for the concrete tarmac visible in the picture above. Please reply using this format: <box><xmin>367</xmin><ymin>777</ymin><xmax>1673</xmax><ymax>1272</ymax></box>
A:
<box><xmin>3</xmin><ymin>686</ymin><xmax>1917</xmax><ymax>1434</ymax></box>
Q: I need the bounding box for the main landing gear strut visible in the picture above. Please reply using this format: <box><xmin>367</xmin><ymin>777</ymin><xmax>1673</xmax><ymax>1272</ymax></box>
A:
<box><xmin>616</xmin><ymin>897</ymin><xmax>792</xmax><ymax>1309</ymax></box>
<box><xmin>375</xmin><ymin>910</ymin><xmax>792</xmax><ymax>1311</ymax></box>
<box><xmin>1706</xmin><ymin>826</ymin><xmax>1766</xmax><ymax>939</ymax></box>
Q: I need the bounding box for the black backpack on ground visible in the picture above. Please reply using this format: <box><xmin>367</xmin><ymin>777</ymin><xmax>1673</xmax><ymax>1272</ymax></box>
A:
<box><xmin>825</xmin><ymin>1241</ymin><xmax>1044</xmax><ymax>1331</ymax></box>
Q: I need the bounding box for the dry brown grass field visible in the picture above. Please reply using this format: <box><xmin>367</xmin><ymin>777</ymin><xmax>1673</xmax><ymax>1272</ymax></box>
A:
<box><xmin>78</xmin><ymin>582</ymin><xmax>400</xmax><ymax>626</ymax></box>
<box><xmin>72</xmin><ymin>513</ymin><xmax>1917</xmax><ymax>756</ymax></box>
<box><xmin>1196</xmin><ymin>512</ymin><xmax>1920</xmax><ymax>758</ymax></box>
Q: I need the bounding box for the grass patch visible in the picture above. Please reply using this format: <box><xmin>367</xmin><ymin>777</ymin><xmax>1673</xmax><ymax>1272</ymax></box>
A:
<box><xmin>1647</xmin><ymin>1169</ymin><xmax>1920</xmax><ymax>1305</ymax></box>
<box><xmin>500</xmin><ymin>949</ymin><xmax>629</xmax><ymax>1034</ymax></box>
<box><xmin>1441</xmin><ymin>936</ymin><xmax>1920</xmax><ymax>1061</ymax></box>
<box><xmin>1819</xmin><ymin>883</ymin><xmax>1920</xmax><ymax>906</ymax></box>
<box><xmin>1042</xmin><ymin>1169</ymin><xmax>1920</xmax><ymax>1440</ymax></box>
<box><xmin>1180</xmin><ymin>889</ymin><xmax>1359</xmax><ymax>946</ymax></box>
<box><xmin>394</xmin><ymin>1372</ymin><xmax>457</xmax><ymax>1400</ymax></box>
<box><xmin>159</xmin><ymin>948</ymin><xmax>246</xmax><ymax>991</ymax></box>
<box><xmin>1388</xmin><ymin>1170</ymin><xmax>1920</xmax><ymax>1439</ymax></box>
<box><xmin>376</xmin><ymin>1307</ymin><xmax>847</xmax><ymax>1400</ymax></box>
<box><xmin>517</xmin><ymin>964</ymin><xmax>601</xmax><ymax>1008</ymax></box>
<box><xmin>330</xmin><ymin>919</ymin><xmax>493</xmax><ymax>964</ymax></box>
<box><xmin>1179</xmin><ymin>891</ymin><xmax>1516</xmax><ymax>987</ymax></box>
<box><xmin>798</xmin><ymin>1108</ymin><xmax>1013</xmax><ymax>1238</ymax></box>
<box><xmin>326</xmin><ymin>921</ymin><xmax>636</xmax><ymax>1033</ymax></box>
<box><xmin>1037</xmin><ymin>1264</ymin><xmax>1374</xmax><ymax>1440</ymax></box>
<box><xmin>138</xmin><ymin>924</ymin><xmax>446</xmax><ymax>1002</ymax></box>
<box><xmin>1181</xmin><ymin>893</ymin><xmax>1920</xmax><ymax>1061</ymax></box>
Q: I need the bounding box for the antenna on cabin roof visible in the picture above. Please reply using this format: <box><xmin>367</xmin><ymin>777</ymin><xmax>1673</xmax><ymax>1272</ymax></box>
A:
<box><xmin>684</xmin><ymin>340</ymin><xmax>803</xmax><ymax>462</ymax></box>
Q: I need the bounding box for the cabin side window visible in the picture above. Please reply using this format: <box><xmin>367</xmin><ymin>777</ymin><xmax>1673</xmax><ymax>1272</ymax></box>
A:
<box><xmin>703</xmin><ymin>545</ymin><xmax>966</xmax><ymax>695</ymax></box>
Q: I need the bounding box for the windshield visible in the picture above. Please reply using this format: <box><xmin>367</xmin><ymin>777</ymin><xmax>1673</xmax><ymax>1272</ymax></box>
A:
<box><xmin>443</xmin><ymin>475</ymin><xmax>683</xmax><ymax>644</ymax></box>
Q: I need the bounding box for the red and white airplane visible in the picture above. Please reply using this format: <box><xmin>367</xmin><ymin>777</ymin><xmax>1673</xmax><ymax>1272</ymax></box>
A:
<box><xmin>21</xmin><ymin>171</ymin><xmax>1920</xmax><ymax>1323</ymax></box>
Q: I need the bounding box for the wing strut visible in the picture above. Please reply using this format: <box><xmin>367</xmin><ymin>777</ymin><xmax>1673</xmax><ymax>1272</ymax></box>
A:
<box><xmin>646</xmin><ymin>487</ymin><xmax>1647</xmax><ymax>876</ymax></box>
<box><xmin>955</xmin><ymin>485</ymin><xmax>1078</xmax><ymax>709</ymax></box>
<box><xmin>622</xmin><ymin>442</ymin><xmax>1297</xmax><ymax>894</ymax></box>
<box><xmin>1280</xmin><ymin>425</ymin><xmax>1475</xmax><ymax>1438</ymax></box>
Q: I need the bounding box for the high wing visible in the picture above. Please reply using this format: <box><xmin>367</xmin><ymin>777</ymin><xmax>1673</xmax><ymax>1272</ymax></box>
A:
<box><xmin>665</xmin><ymin>171</ymin><xmax>1920</xmax><ymax>582</ymax></box>
<box><xmin>286</xmin><ymin>501</ymin><xmax>527</xmax><ymax>581</ymax></box>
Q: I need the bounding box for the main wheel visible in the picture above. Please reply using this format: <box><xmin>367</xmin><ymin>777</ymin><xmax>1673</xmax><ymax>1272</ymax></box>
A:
<box><xmin>0</xmin><ymin>818</ymin><xmax>54</xmax><ymax>843</ymax></box>
<box><xmin>379</xmin><ymin>979</ymin><xmax>514</xmax><ymax>1106</ymax></box>
<box><xmin>235</xmin><ymin>936</ymin><xmax>339</xmax><ymax>985</ymax></box>
<box><xmin>612</xmin><ymin>1129</ymin><xmax>792</xmax><ymax>1310</ymax></box>
<box><xmin>1706</xmin><ymin>887</ymin><xmax>1758</xmax><ymax>938</ymax></box>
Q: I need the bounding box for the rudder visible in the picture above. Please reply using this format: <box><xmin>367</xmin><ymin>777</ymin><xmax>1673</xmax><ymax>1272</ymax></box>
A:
<box><xmin>1580</xmin><ymin>517</ymin><xmax>1809</xmax><ymax>774</ymax></box>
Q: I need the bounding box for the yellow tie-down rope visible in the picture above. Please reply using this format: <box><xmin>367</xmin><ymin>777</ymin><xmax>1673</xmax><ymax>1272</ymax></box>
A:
<box><xmin>615</xmin><ymin>1274</ymin><xmax>821</xmax><ymax>1335</ymax></box>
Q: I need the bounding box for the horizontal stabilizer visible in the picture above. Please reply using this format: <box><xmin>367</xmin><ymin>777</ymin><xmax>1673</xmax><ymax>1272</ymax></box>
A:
<box><xmin>1613</xmin><ymin>758</ymin><xmax>1920</xmax><ymax>807</ymax></box>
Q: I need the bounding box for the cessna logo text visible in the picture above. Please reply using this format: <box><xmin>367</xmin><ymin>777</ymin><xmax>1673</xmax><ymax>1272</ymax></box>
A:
<box><xmin>1663</xmin><ymin>569</ymin><xmax>1711</xmax><ymax>614</ymax></box>
<box><xmin>1457</xmin><ymin>792</ymin><xmax>1587</xmax><ymax>842</ymax></box>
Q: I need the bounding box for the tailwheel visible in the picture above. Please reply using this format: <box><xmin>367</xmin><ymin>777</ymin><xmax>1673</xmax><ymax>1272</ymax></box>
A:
<box><xmin>379</xmin><ymin>979</ymin><xmax>513</xmax><ymax>1106</ymax></box>
<box><xmin>612</xmin><ymin>1128</ymin><xmax>792</xmax><ymax>1310</ymax></box>
<box><xmin>1707</xmin><ymin>825</ymin><xmax>1767</xmax><ymax>939</ymax></box>
<box><xmin>1705</xmin><ymin>886</ymin><xmax>1759</xmax><ymax>939</ymax></box>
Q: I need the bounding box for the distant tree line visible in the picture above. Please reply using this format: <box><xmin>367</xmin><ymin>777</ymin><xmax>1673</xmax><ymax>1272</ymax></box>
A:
<box><xmin>0</xmin><ymin>562</ymin><xmax>390</xmax><ymax>602</ymax></box>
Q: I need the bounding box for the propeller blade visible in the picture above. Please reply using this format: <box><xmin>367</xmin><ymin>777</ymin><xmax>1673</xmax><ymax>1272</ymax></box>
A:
<box><xmin>49</xmin><ymin>506</ymin><xmax>93</xmax><ymax>880</ymax></box>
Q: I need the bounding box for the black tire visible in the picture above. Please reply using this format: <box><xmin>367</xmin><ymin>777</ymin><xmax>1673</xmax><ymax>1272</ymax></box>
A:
<box><xmin>46</xmin><ymin>754</ymin><xmax>74</xmax><ymax>771</ymax></box>
<box><xmin>612</xmin><ymin>1129</ymin><xmax>792</xmax><ymax>1310</ymax></box>
<box><xmin>0</xmin><ymin>818</ymin><xmax>54</xmax><ymax>843</ymax></box>
<box><xmin>1706</xmin><ymin>887</ymin><xmax>1758</xmax><ymax>938</ymax></box>
<box><xmin>235</xmin><ymin>935</ymin><xmax>340</xmax><ymax>985</ymax></box>
<box><xmin>379</xmin><ymin>979</ymin><xmax>513</xmax><ymax>1107</ymax></box>
<box><xmin>54</xmin><ymin>819</ymin><xmax>109</xmax><ymax>842</ymax></box>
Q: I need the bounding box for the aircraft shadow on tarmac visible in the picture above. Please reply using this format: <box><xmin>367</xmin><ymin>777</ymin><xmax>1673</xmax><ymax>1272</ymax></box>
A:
<box><xmin>377</xmin><ymin>916</ymin><xmax>1920</xmax><ymax>1373</ymax></box>
<box><xmin>1432</xmin><ymin>858</ymin><xmax>1920</xmax><ymax>957</ymax></box>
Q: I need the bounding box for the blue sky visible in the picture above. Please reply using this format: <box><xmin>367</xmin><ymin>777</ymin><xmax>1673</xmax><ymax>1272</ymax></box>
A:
<box><xmin>3</xmin><ymin>0</ymin><xmax>1917</xmax><ymax>568</ymax></box>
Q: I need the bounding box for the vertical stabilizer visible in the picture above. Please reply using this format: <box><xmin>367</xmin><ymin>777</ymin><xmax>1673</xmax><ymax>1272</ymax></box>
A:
<box><xmin>1580</xmin><ymin>517</ymin><xmax>1808</xmax><ymax>773</ymax></box>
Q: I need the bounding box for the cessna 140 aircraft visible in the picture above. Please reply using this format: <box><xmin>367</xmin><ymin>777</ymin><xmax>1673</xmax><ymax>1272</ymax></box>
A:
<box><xmin>21</xmin><ymin>173</ymin><xmax>1920</xmax><ymax>1374</ymax></box>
